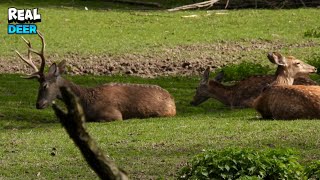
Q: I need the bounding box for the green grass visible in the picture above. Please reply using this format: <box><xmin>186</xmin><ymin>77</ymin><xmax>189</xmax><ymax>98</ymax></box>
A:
<box><xmin>1</xmin><ymin>1</ymin><xmax>320</xmax><ymax>179</ymax></box>
<box><xmin>1</xmin><ymin>2</ymin><xmax>320</xmax><ymax>57</ymax></box>
<box><xmin>1</xmin><ymin>74</ymin><xmax>320</xmax><ymax>179</ymax></box>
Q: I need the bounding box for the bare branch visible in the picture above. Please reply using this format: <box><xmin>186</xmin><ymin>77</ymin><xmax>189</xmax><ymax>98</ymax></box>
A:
<box><xmin>225</xmin><ymin>0</ymin><xmax>230</xmax><ymax>9</ymax></box>
<box><xmin>299</xmin><ymin>0</ymin><xmax>306</xmax><ymax>7</ymax></box>
<box><xmin>113</xmin><ymin>0</ymin><xmax>161</xmax><ymax>7</ymax></box>
<box><xmin>168</xmin><ymin>0</ymin><xmax>219</xmax><ymax>12</ymax></box>
<box><xmin>52</xmin><ymin>87</ymin><xmax>128</xmax><ymax>180</ymax></box>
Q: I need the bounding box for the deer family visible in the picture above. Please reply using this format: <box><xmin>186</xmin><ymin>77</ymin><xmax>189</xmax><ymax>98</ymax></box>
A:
<box><xmin>16</xmin><ymin>31</ymin><xmax>176</xmax><ymax>122</ymax></box>
<box><xmin>254</xmin><ymin>52</ymin><xmax>320</xmax><ymax>119</ymax></box>
<box><xmin>191</xmin><ymin>65</ymin><xmax>317</xmax><ymax>108</ymax></box>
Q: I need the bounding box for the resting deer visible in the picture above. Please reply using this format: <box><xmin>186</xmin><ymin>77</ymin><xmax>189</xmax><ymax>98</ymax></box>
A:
<box><xmin>254</xmin><ymin>52</ymin><xmax>320</xmax><ymax>120</ymax></box>
<box><xmin>190</xmin><ymin>66</ymin><xmax>317</xmax><ymax>108</ymax></box>
<box><xmin>16</xmin><ymin>31</ymin><xmax>176</xmax><ymax>122</ymax></box>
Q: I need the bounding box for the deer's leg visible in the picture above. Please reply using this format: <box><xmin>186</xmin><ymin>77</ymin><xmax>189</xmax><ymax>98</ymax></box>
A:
<box><xmin>99</xmin><ymin>109</ymin><xmax>123</xmax><ymax>122</ymax></box>
<box><xmin>241</xmin><ymin>100</ymin><xmax>254</xmax><ymax>108</ymax></box>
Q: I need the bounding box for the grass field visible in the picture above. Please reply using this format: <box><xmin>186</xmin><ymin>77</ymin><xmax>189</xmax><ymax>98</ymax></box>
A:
<box><xmin>1</xmin><ymin>0</ymin><xmax>320</xmax><ymax>179</ymax></box>
<box><xmin>1</xmin><ymin>74</ymin><xmax>320</xmax><ymax>179</ymax></box>
<box><xmin>1</xmin><ymin>1</ymin><xmax>320</xmax><ymax>58</ymax></box>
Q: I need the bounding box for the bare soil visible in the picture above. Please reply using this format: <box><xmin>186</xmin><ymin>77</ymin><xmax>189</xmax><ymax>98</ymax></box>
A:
<box><xmin>1</xmin><ymin>40</ymin><xmax>318</xmax><ymax>77</ymax></box>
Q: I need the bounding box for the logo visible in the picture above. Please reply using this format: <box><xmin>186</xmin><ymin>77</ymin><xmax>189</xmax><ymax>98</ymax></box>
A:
<box><xmin>8</xmin><ymin>7</ymin><xmax>41</xmax><ymax>34</ymax></box>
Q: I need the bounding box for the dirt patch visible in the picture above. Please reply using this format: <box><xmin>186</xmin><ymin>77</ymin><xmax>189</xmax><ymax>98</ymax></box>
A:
<box><xmin>1</xmin><ymin>40</ymin><xmax>318</xmax><ymax>77</ymax></box>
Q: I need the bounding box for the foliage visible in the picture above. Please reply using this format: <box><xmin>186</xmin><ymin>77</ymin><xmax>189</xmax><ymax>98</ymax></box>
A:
<box><xmin>219</xmin><ymin>62</ymin><xmax>273</xmax><ymax>82</ymax></box>
<box><xmin>177</xmin><ymin>148</ymin><xmax>305</xmax><ymax>180</ymax></box>
<box><xmin>307</xmin><ymin>53</ymin><xmax>320</xmax><ymax>70</ymax></box>
<box><xmin>304</xmin><ymin>27</ymin><xmax>320</xmax><ymax>38</ymax></box>
<box><xmin>305</xmin><ymin>160</ymin><xmax>320</xmax><ymax>179</ymax></box>
<box><xmin>304</xmin><ymin>53</ymin><xmax>320</xmax><ymax>83</ymax></box>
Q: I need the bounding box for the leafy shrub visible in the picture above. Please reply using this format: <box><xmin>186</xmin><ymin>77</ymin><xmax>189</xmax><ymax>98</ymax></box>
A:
<box><xmin>304</xmin><ymin>27</ymin><xmax>320</xmax><ymax>38</ymax></box>
<box><xmin>307</xmin><ymin>53</ymin><xmax>320</xmax><ymax>71</ymax></box>
<box><xmin>305</xmin><ymin>160</ymin><xmax>320</xmax><ymax>179</ymax></box>
<box><xmin>306</xmin><ymin>53</ymin><xmax>320</xmax><ymax>83</ymax></box>
<box><xmin>177</xmin><ymin>148</ymin><xmax>305</xmax><ymax>180</ymax></box>
<box><xmin>219</xmin><ymin>62</ymin><xmax>272</xmax><ymax>82</ymax></box>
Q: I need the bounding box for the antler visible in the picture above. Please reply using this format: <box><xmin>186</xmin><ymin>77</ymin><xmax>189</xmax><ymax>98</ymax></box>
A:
<box><xmin>16</xmin><ymin>30</ymin><xmax>46</xmax><ymax>79</ymax></box>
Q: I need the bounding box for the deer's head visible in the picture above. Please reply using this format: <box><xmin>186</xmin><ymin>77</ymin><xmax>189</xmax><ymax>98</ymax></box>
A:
<box><xmin>16</xmin><ymin>30</ymin><xmax>67</xmax><ymax>109</ymax></box>
<box><xmin>35</xmin><ymin>61</ymin><xmax>66</xmax><ymax>109</ymax></box>
<box><xmin>268</xmin><ymin>52</ymin><xmax>317</xmax><ymax>79</ymax></box>
<box><xmin>190</xmin><ymin>67</ymin><xmax>224</xmax><ymax>106</ymax></box>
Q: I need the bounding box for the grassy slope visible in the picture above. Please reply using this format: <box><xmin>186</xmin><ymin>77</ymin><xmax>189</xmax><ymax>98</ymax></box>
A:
<box><xmin>1</xmin><ymin>74</ymin><xmax>320</xmax><ymax>179</ymax></box>
<box><xmin>1</xmin><ymin>2</ymin><xmax>320</xmax><ymax>57</ymax></box>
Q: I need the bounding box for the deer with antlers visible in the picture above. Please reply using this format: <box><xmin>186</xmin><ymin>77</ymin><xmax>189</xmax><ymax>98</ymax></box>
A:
<box><xmin>254</xmin><ymin>52</ymin><xmax>320</xmax><ymax>119</ymax></box>
<box><xmin>16</xmin><ymin>31</ymin><xmax>176</xmax><ymax>122</ymax></box>
<box><xmin>190</xmin><ymin>66</ymin><xmax>317</xmax><ymax>108</ymax></box>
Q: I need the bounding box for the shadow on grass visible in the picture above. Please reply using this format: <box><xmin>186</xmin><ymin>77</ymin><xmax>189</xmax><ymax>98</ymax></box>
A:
<box><xmin>0</xmin><ymin>73</ymin><xmax>252</xmax><ymax>130</ymax></box>
<box><xmin>0</xmin><ymin>107</ymin><xmax>58</xmax><ymax>130</ymax></box>
<box><xmin>0</xmin><ymin>0</ymin><xmax>184</xmax><ymax>10</ymax></box>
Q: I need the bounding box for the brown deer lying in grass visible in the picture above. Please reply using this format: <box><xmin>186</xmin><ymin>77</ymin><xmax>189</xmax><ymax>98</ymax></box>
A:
<box><xmin>254</xmin><ymin>52</ymin><xmax>320</xmax><ymax>120</ymax></box>
<box><xmin>190</xmin><ymin>65</ymin><xmax>317</xmax><ymax>108</ymax></box>
<box><xmin>16</xmin><ymin>31</ymin><xmax>176</xmax><ymax>122</ymax></box>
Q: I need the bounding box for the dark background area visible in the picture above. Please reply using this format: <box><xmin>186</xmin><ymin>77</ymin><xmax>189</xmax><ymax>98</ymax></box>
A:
<box><xmin>3</xmin><ymin>0</ymin><xmax>320</xmax><ymax>9</ymax></box>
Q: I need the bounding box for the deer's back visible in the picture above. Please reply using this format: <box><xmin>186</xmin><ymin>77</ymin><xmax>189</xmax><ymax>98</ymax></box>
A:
<box><xmin>231</xmin><ymin>75</ymin><xmax>274</xmax><ymax>107</ymax></box>
<box><xmin>254</xmin><ymin>85</ymin><xmax>320</xmax><ymax>120</ymax></box>
<box><xmin>230</xmin><ymin>75</ymin><xmax>316</xmax><ymax>108</ymax></box>
<box><xmin>82</xmin><ymin>83</ymin><xmax>176</xmax><ymax>121</ymax></box>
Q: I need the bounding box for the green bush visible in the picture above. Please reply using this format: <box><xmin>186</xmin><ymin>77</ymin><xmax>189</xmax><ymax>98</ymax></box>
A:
<box><xmin>177</xmin><ymin>148</ymin><xmax>305</xmax><ymax>180</ymax></box>
<box><xmin>305</xmin><ymin>53</ymin><xmax>320</xmax><ymax>83</ymax></box>
<box><xmin>307</xmin><ymin>53</ymin><xmax>320</xmax><ymax>71</ymax></box>
<box><xmin>304</xmin><ymin>27</ymin><xmax>320</xmax><ymax>38</ymax></box>
<box><xmin>305</xmin><ymin>160</ymin><xmax>320</xmax><ymax>179</ymax></box>
<box><xmin>219</xmin><ymin>62</ymin><xmax>272</xmax><ymax>82</ymax></box>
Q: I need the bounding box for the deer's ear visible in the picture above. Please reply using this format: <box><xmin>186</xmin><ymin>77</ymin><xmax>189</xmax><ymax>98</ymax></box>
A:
<box><xmin>48</xmin><ymin>63</ymin><xmax>60</xmax><ymax>77</ymax></box>
<box><xmin>58</xmin><ymin>60</ymin><xmax>67</xmax><ymax>74</ymax></box>
<box><xmin>267</xmin><ymin>52</ymin><xmax>287</xmax><ymax>66</ymax></box>
<box><xmin>201</xmin><ymin>67</ymin><xmax>210</xmax><ymax>84</ymax></box>
<box><xmin>214</xmin><ymin>70</ymin><xmax>224</xmax><ymax>82</ymax></box>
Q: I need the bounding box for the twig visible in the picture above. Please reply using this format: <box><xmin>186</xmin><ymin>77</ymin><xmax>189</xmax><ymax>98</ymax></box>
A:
<box><xmin>52</xmin><ymin>87</ymin><xmax>128</xmax><ymax>180</ymax></box>
<box><xmin>112</xmin><ymin>0</ymin><xmax>161</xmax><ymax>7</ymax></box>
<box><xmin>225</xmin><ymin>0</ymin><xmax>230</xmax><ymax>9</ymax></box>
<box><xmin>299</xmin><ymin>0</ymin><xmax>306</xmax><ymax>7</ymax></box>
<box><xmin>168</xmin><ymin>0</ymin><xmax>219</xmax><ymax>12</ymax></box>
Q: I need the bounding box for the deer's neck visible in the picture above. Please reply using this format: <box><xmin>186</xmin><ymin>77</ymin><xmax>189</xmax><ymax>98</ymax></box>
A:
<box><xmin>57</xmin><ymin>77</ymin><xmax>88</xmax><ymax>100</ymax></box>
<box><xmin>208</xmin><ymin>80</ymin><xmax>233</xmax><ymax>106</ymax></box>
<box><xmin>272</xmin><ymin>67</ymin><xmax>295</xmax><ymax>86</ymax></box>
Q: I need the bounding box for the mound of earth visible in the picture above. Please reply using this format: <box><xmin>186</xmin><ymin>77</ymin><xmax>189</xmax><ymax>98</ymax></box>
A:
<box><xmin>0</xmin><ymin>40</ymin><xmax>317</xmax><ymax>77</ymax></box>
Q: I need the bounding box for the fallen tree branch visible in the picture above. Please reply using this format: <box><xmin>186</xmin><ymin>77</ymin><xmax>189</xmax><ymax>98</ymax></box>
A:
<box><xmin>224</xmin><ymin>0</ymin><xmax>230</xmax><ymax>9</ymax></box>
<box><xmin>168</xmin><ymin>0</ymin><xmax>220</xmax><ymax>11</ymax></box>
<box><xmin>299</xmin><ymin>0</ymin><xmax>307</xmax><ymax>7</ymax></box>
<box><xmin>112</xmin><ymin>0</ymin><xmax>161</xmax><ymax>7</ymax></box>
<box><xmin>52</xmin><ymin>87</ymin><xmax>128</xmax><ymax>180</ymax></box>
